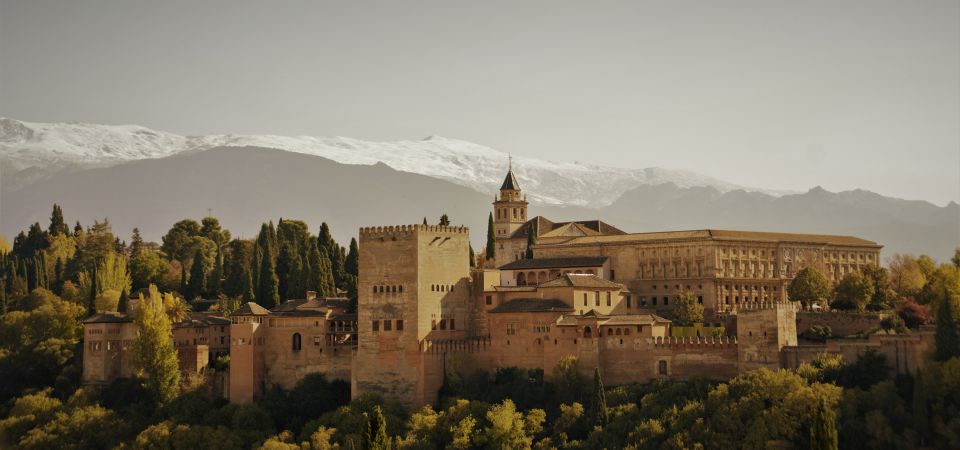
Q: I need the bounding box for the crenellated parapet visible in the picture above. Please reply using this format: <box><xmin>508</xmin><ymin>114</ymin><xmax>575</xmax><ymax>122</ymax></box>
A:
<box><xmin>736</xmin><ymin>301</ymin><xmax>798</xmax><ymax>313</ymax></box>
<box><xmin>650</xmin><ymin>335</ymin><xmax>737</xmax><ymax>349</ymax></box>
<box><xmin>359</xmin><ymin>224</ymin><xmax>470</xmax><ymax>238</ymax></box>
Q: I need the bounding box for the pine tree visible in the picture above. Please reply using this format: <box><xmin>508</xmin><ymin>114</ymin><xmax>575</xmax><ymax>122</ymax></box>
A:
<box><xmin>187</xmin><ymin>247</ymin><xmax>207</xmax><ymax>300</ymax></box>
<box><xmin>913</xmin><ymin>368</ymin><xmax>929</xmax><ymax>446</ymax></box>
<box><xmin>934</xmin><ymin>290</ymin><xmax>960</xmax><ymax>361</ymax></box>
<box><xmin>439</xmin><ymin>214</ymin><xmax>450</xmax><ymax>226</ymax></box>
<box><xmin>258</xmin><ymin>239</ymin><xmax>280</xmax><ymax>308</ymax></box>
<box><xmin>132</xmin><ymin>285</ymin><xmax>181</xmax><ymax>404</ymax></box>
<box><xmin>485</xmin><ymin>212</ymin><xmax>496</xmax><ymax>260</ymax></box>
<box><xmin>48</xmin><ymin>204</ymin><xmax>69</xmax><ymax>236</ymax></box>
<box><xmin>591</xmin><ymin>367</ymin><xmax>609</xmax><ymax>427</ymax></box>
<box><xmin>130</xmin><ymin>228</ymin><xmax>145</xmax><ymax>259</ymax></box>
<box><xmin>809</xmin><ymin>397</ymin><xmax>838</xmax><ymax>450</ymax></box>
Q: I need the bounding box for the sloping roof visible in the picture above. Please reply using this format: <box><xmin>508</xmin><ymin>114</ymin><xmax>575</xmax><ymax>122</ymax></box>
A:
<box><xmin>233</xmin><ymin>302</ymin><xmax>271</xmax><ymax>316</ymax></box>
<box><xmin>507</xmin><ymin>216</ymin><xmax>626</xmax><ymax>240</ymax></box>
<box><xmin>500</xmin><ymin>256</ymin><xmax>608</xmax><ymax>270</ymax></box>
<box><xmin>489</xmin><ymin>298</ymin><xmax>574</xmax><ymax>313</ymax></box>
<box><xmin>83</xmin><ymin>311</ymin><xmax>133</xmax><ymax>324</ymax></box>
<box><xmin>174</xmin><ymin>311</ymin><xmax>232</xmax><ymax>328</ymax></box>
<box><xmin>599</xmin><ymin>314</ymin><xmax>671</xmax><ymax>326</ymax></box>
<box><xmin>536</xmin><ymin>229</ymin><xmax>879</xmax><ymax>247</ymax></box>
<box><xmin>538</xmin><ymin>273</ymin><xmax>624</xmax><ymax>289</ymax></box>
<box><xmin>500</xmin><ymin>170</ymin><xmax>521</xmax><ymax>190</ymax></box>
<box><xmin>270</xmin><ymin>297</ymin><xmax>353</xmax><ymax>317</ymax></box>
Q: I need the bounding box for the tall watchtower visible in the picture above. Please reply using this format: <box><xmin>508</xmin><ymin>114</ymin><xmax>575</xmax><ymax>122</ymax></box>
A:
<box><xmin>353</xmin><ymin>224</ymin><xmax>473</xmax><ymax>407</ymax></box>
<box><xmin>492</xmin><ymin>160</ymin><xmax>528</xmax><ymax>240</ymax></box>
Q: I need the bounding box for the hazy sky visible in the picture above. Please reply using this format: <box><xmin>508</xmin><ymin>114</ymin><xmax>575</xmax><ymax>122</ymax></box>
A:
<box><xmin>2</xmin><ymin>1</ymin><xmax>958</xmax><ymax>204</ymax></box>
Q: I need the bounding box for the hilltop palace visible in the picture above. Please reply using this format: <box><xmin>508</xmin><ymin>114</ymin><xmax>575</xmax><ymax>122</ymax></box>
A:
<box><xmin>82</xmin><ymin>167</ymin><xmax>934</xmax><ymax>408</ymax></box>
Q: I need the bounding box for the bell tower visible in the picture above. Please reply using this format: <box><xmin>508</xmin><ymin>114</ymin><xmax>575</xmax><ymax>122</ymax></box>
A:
<box><xmin>492</xmin><ymin>157</ymin><xmax>528</xmax><ymax>239</ymax></box>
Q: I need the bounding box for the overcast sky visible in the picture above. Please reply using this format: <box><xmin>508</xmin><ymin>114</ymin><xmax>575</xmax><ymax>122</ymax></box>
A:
<box><xmin>1</xmin><ymin>1</ymin><xmax>957</xmax><ymax>204</ymax></box>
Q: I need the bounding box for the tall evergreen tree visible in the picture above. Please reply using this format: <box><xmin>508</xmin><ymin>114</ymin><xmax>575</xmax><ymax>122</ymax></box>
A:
<box><xmin>439</xmin><ymin>214</ymin><xmax>450</xmax><ymax>226</ymax></box>
<box><xmin>469</xmin><ymin>245</ymin><xmax>475</xmax><ymax>267</ymax></box>
<box><xmin>187</xmin><ymin>247</ymin><xmax>207</xmax><ymax>300</ymax></box>
<box><xmin>48</xmin><ymin>204</ymin><xmax>69</xmax><ymax>236</ymax></box>
<box><xmin>363</xmin><ymin>406</ymin><xmax>390</xmax><ymax>450</ymax></box>
<box><xmin>129</xmin><ymin>228</ymin><xmax>145</xmax><ymax>259</ymax></box>
<box><xmin>913</xmin><ymin>368</ymin><xmax>929</xmax><ymax>446</ymax></box>
<box><xmin>525</xmin><ymin>223</ymin><xmax>536</xmax><ymax>259</ymax></box>
<box><xmin>317</xmin><ymin>247</ymin><xmax>336</xmax><ymax>297</ymax></box>
<box><xmin>934</xmin><ymin>291</ymin><xmax>960</xmax><ymax>361</ymax></box>
<box><xmin>277</xmin><ymin>242</ymin><xmax>304</xmax><ymax>300</ymax></box>
<box><xmin>591</xmin><ymin>367</ymin><xmax>609</xmax><ymax>427</ymax></box>
<box><xmin>208</xmin><ymin>244</ymin><xmax>224</xmax><ymax>297</ymax></box>
<box><xmin>809</xmin><ymin>397</ymin><xmax>838</xmax><ymax>450</ymax></box>
<box><xmin>117</xmin><ymin>289</ymin><xmax>129</xmax><ymax>313</ymax></box>
<box><xmin>422</xmin><ymin>217</ymin><xmax>428</xmax><ymax>225</ymax></box>
<box><xmin>258</xmin><ymin>239</ymin><xmax>280</xmax><ymax>308</ymax></box>
<box><xmin>485</xmin><ymin>212</ymin><xmax>496</xmax><ymax>260</ymax></box>
<box><xmin>73</xmin><ymin>221</ymin><xmax>83</xmax><ymax>237</ymax></box>
<box><xmin>345</xmin><ymin>238</ymin><xmax>359</xmax><ymax>278</ymax></box>
<box><xmin>87</xmin><ymin>264</ymin><xmax>99</xmax><ymax>315</ymax></box>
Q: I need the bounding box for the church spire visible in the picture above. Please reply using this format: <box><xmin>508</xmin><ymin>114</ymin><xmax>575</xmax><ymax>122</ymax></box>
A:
<box><xmin>500</xmin><ymin>156</ymin><xmax>521</xmax><ymax>191</ymax></box>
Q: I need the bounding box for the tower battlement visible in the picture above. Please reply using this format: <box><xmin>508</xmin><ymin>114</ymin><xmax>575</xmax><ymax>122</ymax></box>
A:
<box><xmin>359</xmin><ymin>224</ymin><xmax>469</xmax><ymax>237</ymax></box>
<box><xmin>736</xmin><ymin>301</ymin><xmax>798</xmax><ymax>313</ymax></box>
<box><xmin>650</xmin><ymin>335</ymin><xmax>737</xmax><ymax>348</ymax></box>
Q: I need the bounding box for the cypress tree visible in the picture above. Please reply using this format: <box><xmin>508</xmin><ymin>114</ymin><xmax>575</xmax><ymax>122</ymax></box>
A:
<box><xmin>525</xmin><ymin>223</ymin><xmax>536</xmax><ymax>259</ymax></box>
<box><xmin>364</xmin><ymin>406</ymin><xmax>390</xmax><ymax>450</ymax></box>
<box><xmin>485</xmin><ymin>212</ymin><xmax>496</xmax><ymax>260</ymax></box>
<box><xmin>88</xmin><ymin>264</ymin><xmax>99</xmax><ymax>315</ymax></box>
<box><xmin>209</xmin><ymin>245</ymin><xmax>224</xmax><ymax>297</ymax></box>
<box><xmin>439</xmin><ymin>214</ymin><xmax>450</xmax><ymax>226</ymax></box>
<box><xmin>317</xmin><ymin>247</ymin><xmax>336</xmax><ymax>297</ymax></box>
<box><xmin>934</xmin><ymin>291</ymin><xmax>960</xmax><ymax>361</ymax></box>
<box><xmin>913</xmin><ymin>368</ymin><xmax>929</xmax><ymax>446</ymax></box>
<box><xmin>809</xmin><ymin>397</ymin><xmax>838</xmax><ymax>450</ymax></box>
<box><xmin>73</xmin><ymin>221</ymin><xmax>83</xmax><ymax>237</ymax></box>
<box><xmin>118</xmin><ymin>289</ymin><xmax>129</xmax><ymax>313</ymax></box>
<box><xmin>187</xmin><ymin>247</ymin><xmax>207</xmax><ymax>300</ymax></box>
<box><xmin>345</xmin><ymin>238</ymin><xmax>359</xmax><ymax>278</ymax></box>
<box><xmin>422</xmin><ymin>217</ymin><xmax>428</xmax><ymax>225</ymax></box>
<box><xmin>54</xmin><ymin>257</ymin><xmax>64</xmax><ymax>294</ymax></box>
<box><xmin>469</xmin><ymin>245</ymin><xmax>475</xmax><ymax>267</ymax></box>
<box><xmin>591</xmin><ymin>367</ymin><xmax>609</xmax><ymax>427</ymax></box>
<box><xmin>48</xmin><ymin>204</ymin><xmax>69</xmax><ymax>236</ymax></box>
<box><xmin>179</xmin><ymin>263</ymin><xmax>187</xmax><ymax>296</ymax></box>
<box><xmin>258</xmin><ymin>239</ymin><xmax>280</xmax><ymax>308</ymax></box>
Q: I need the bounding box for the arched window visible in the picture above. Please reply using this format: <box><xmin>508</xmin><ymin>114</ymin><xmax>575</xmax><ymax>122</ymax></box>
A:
<box><xmin>658</xmin><ymin>360</ymin><xmax>668</xmax><ymax>375</ymax></box>
<box><xmin>292</xmin><ymin>333</ymin><xmax>302</xmax><ymax>352</ymax></box>
<box><xmin>517</xmin><ymin>272</ymin><xmax>526</xmax><ymax>286</ymax></box>
<box><xmin>583</xmin><ymin>326</ymin><xmax>592</xmax><ymax>338</ymax></box>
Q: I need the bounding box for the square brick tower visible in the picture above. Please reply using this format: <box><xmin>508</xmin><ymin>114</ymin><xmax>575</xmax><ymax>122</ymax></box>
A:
<box><xmin>352</xmin><ymin>224</ymin><xmax>472</xmax><ymax>408</ymax></box>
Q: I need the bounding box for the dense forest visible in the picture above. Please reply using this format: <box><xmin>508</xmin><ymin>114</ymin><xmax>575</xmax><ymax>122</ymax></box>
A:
<box><xmin>0</xmin><ymin>205</ymin><xmax>959</xmax><ymax>449</ymax></box>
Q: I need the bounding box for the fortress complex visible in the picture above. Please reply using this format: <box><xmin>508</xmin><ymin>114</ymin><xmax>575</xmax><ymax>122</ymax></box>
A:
<box><xmin>82</xmin><ymin>166</ymin><xmax>933</xmax><ymax>409</ymax></box>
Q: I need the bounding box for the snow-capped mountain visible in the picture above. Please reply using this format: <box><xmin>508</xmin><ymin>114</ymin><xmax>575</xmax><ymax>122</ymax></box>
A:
<box><xmin>0</xmin><ymin>118</ymin><xmax>773</xmax><ymax>206</ymax></box>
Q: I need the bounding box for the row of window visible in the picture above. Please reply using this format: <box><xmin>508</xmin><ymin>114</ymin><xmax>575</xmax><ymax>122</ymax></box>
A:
<box><xmin>88</xmin><ymin>341</ymin><xmax>129</xmax><ymax>351</ymax></box>
<box><xmin>431</xmin><ymin>318</ymin><xmax>456</xmax><ymax>331</ymax></box>
<box><xmin>431</xmin><ymin>284</ymin><xmax>455</xmax><ymax>293</ymax></box>
<box><xmin>372</xmin><ymin>319</ymin><xmax>404</xmax><ymax>332</ymax></box>
<box><xmin>373</xmin><ymin>285</ymin><xmax>404</xmax><ymax>294</ymax></box>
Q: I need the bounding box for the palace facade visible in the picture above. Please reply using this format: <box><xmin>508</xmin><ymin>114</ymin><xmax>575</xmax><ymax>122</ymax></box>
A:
<box><xmin>83</xmin><ymin>166</ymin><xmax>933</xmax><ymax>409</ymax></box>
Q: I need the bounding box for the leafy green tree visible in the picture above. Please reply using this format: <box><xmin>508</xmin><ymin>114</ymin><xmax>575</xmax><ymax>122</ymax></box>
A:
<box><xmin>225</xmin><ymin>239</ymin><xmax>255</xmax><ymax>302</ymax></box>
<box><xmin>48</xmin><ymin>204</ymin><xmax>69</xmax><ymax>236</ymax></box>
<box><xmin>832</xmin><ymin>272</ymin><xmax>874</xmax><ymax>311</ymax></box>
<box><xmin>591</xmin><ymin>368</ymin><xmax>609</xmax><ymax>427</ymax></box>
<box><xmin>482</xmin><ymin>399</ymin><xmax>532</xmax><ymax>450</ymax></box>
<box><xmin>888</xmin><ymin>254</ymin><xmax>927</xmax><ymax>298</ymax></box>
<box><xmin>364</xmin><ymin>405</ymin><xmax>391</xmax><ymax>450</ymax></box>
<box><xmin>669</xmin><ymin>291</ymin><xmax>703</xmax><ymax>326</ymax></box>
<box><xmin>132</xmin><ymin>285</ymin><xmax>181</xmax><ymax>404</ymax></box>
<box><xmin>485</xmin><ymin>212</ymin><xmax>496</xmax><ymax>261</ymax></box>
<box><xmin>17</xmin><ymin>404</ymin><xmax>126</xmax><ymax>450</ymax></box>
<box><xmin>200</xmin><ymin>216</ymin><xmax>231</xmax><ymax>246</ymax></box>
<box><xmin>952</xmin><ymin>248</ymin><xmax>960</xmax><ymax>268</ymax></box>
<box><xmin>160</xmin><ymin>219</ymin><xmax>201</xmax><ymax>261</ymax></box>
<box><xmin>861</xmin><ymin>264</ymin><xmax>896</xmax><ymax>311</ymax></box>
<box><xmin>788</xmin><ymin>267</ymin><xmax>832</xmax><ymax>308</ymax></box>
<box><xmin>130</xmin><ymin>250</ymin><xmax>173</xmax><ymax>292</ymax></box>
<box><xmin>810</xmin><ymin>397</ymin><xmax>838</xmax><ymax>450</ymax></box>
<box><xmin>934</xmin><ymin>291</ymin><xmax>960</xmax><ymax>361</ymax></box>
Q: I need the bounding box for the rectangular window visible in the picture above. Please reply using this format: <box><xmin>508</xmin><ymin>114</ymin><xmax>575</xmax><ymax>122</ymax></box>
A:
<box><xmin>610</xmin><ymin>269</ymin><xmax>615</xmax><ymax>280</ymax></box>
<box><xmin>449</xmin><ymin>319</ymin><xmax>456</xmax><ymax>330</ymax></box>
<box><xmin>506</xmin><ymin>323</ymin><xmax>516</xmax><ymax>335</ymax></box>
<box><xmin>314</xmin><ymin>336</ymin><xmax>321</xmax><ymax>346</ymax></box>
<box><xmin>606</xmin><ymin>292</ymin><xmax>612</xmax><ymax>306</ymax></box>
<box><xmin>627</xmin><ymin>296</ymin><xmax>632</xmax><ymax>308</ymax></box>
<box><xmin>384</xmin><ymin>320</ymin><xmax>392</xmax><ymax>331</ymax></box>
<box><xmin>652</xmin><ymin>298</ymin><xmax>658</xmax><ymax>306</ymax></box>
<box><xmin>486</xmin><ymin>295</ymin><xmax>492</xmax><ymax>305</ymax></box>
<box><xmin>583</xmin><ymin>293</ymin><xmax>588</xmax><ymax>306</ymax></box>
<box><xmin>697</xmin><ymin>296</ymin><xmax>703</xmax><ymax>304</ymax></box>
<box><xmin>595</xmin><ymin>291</ymin><xmax>600</xmax><ymax>306</ymax></box>
<box><xmin>396</xmin><ymin>320</ymin><xmax>404</xmax><ymax>331</ymax></box>
<box><xmin>664</xmin><ymin>297</ymin><xmax>669</xmax><ymax>306</ymax></box>
<box><xmin>372</xmin><ymin>320</ymin><xmax>379</xmax><ymax>332</ymax></box>
<box><xmin>440</xmin><ymin>319</ymin><xmax>447</xmax><ymax>330</ymax></box>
